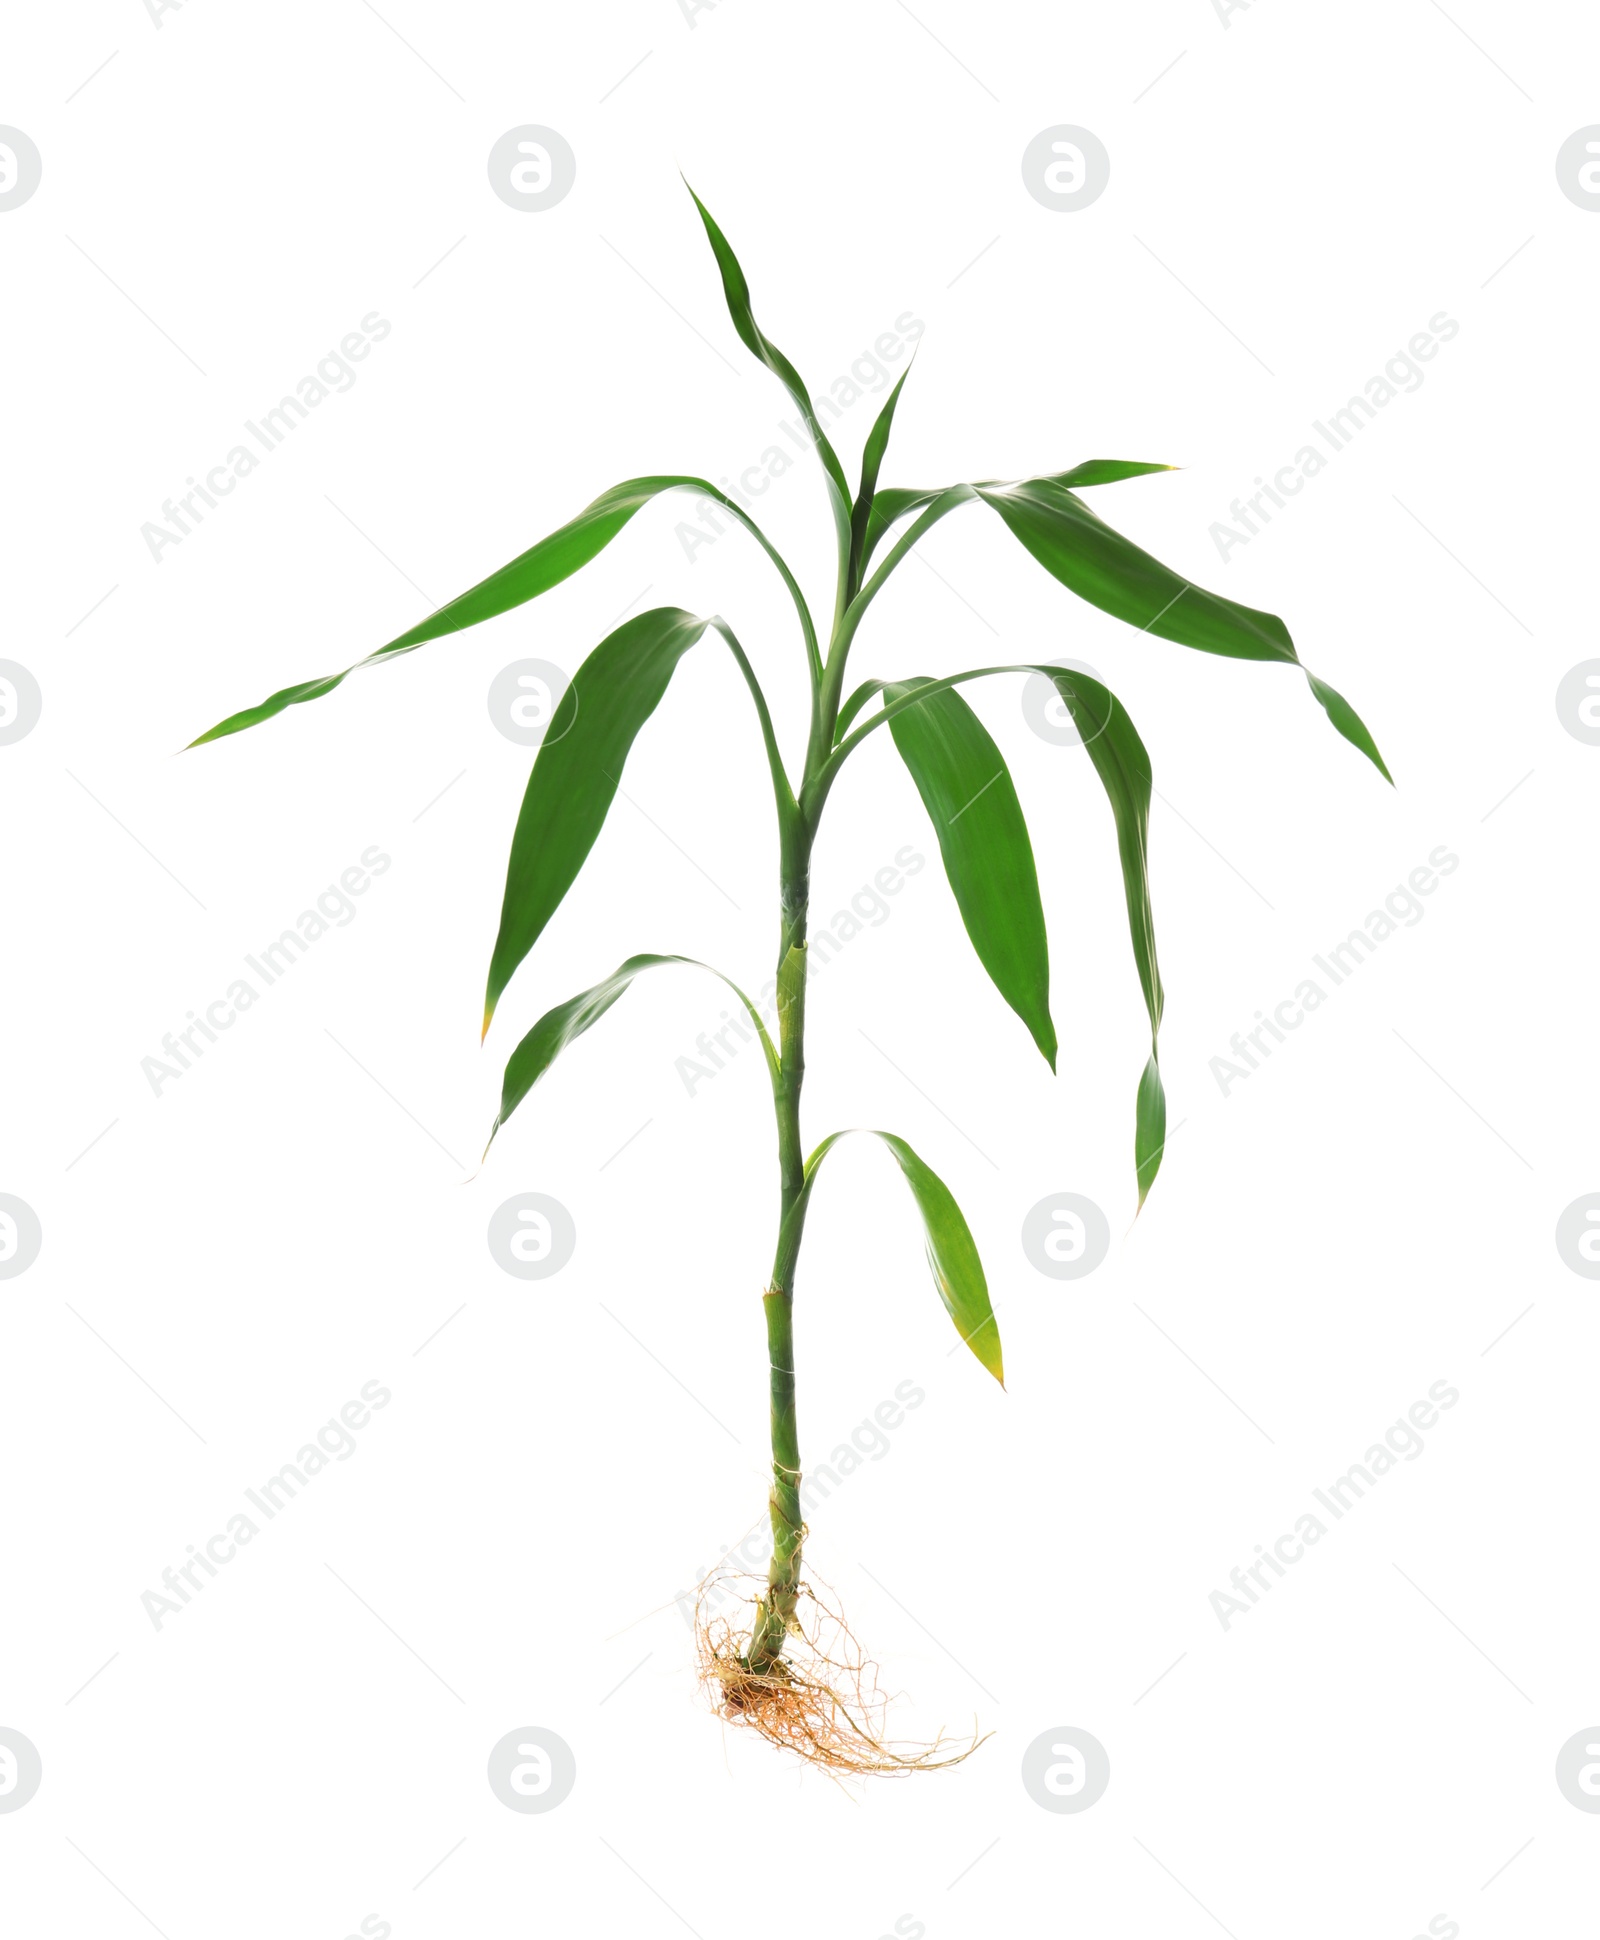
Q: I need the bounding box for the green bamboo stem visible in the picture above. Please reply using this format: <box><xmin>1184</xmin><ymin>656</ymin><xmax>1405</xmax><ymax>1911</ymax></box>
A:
<box><xmin>741</xmin><ymin>455</ymin><xmax>899</xmax><ymax>1676</ymax></box>
<box><xmin>746</xmin><ymin>847</ymin><xmax>811</xmax><ymax>1675</ymax></box>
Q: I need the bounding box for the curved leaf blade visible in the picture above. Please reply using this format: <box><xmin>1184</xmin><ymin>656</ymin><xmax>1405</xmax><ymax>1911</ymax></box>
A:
<box><xmin>861</xmin><ymin>486</ymin><xmax>946</xmax><ymax>573</ymax></box>
<box><xmin>824</xmin><ymin>660</ymin><xmax>1169</xmax><ymax>1204</ymax></box>
<box><xmin>975</xmin><ymin>478</ymin><xmax>1390</xmax><ymax>779</ymax></box>
<box><xmin>489</xmin><ymin>952</ymin><xmax>777</xmax><ymax>1148</ymax></box>
<box><xmin>684</xmin><ymin>185</ymin><xmax>851</xmax><ymax>514</ymax></box>
<box><xmin>876</xmin><ymin>1131</ymin><xmax>1002</xmax><ymax>1383</ymax></box>
<box><xmin>847</xmin><ymin>365</ymin><xmax>912</xmax><ymax>598</ymax></box>
<box><xmin>1046</xmin><ymin>459</ymin><xmax>1178</xmax><ymax>489</ymax></box>
<box><xmin>189</xmin><ymin>476</ymin><xmax>732</xmax><ymax>747</ymax></box>
<box><xmin>859</xmin><ymin>461</ymin><xmax>1176</xmax><ymax>577</ymax></box>
<box><xmin>1043</xmin><ymin>665</ymin><xmax>1167</xmax><ymax>1204</ymax></box>
<box><xmin>832</xmin><ymin>677</ymin><xmax>885</xmax><ymax>747</ymax></box>
<box><xmin>786</xmin><ymin>1129</ymin><xmax>1002</xmax><ymax>1384</ymax></box>
<box><xmin>882</xmin><ymin>678</ymin><xmax>1055</xmax><ymax>1068</ymax></box>
<box><xmin>1307</xmin><ymin>671</ymin><xmax>1391</xmax><ymax>782</ymax></box>
<box><xmin>483</xmin><ymin>606</ymin><xmax>711</xmax><ymax>1034</ymax></box>
<box><xmin>979</xmin><ymin>478</ymin><xmax>1294</xmax><ymax>662</ymax></box>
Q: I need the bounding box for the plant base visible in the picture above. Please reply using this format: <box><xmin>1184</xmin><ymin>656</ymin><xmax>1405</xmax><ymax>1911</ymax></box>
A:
<box><xmin>693</xmin><ymin>1565</ymin><xmax>989</xmax><ymax>1776</ymax></box>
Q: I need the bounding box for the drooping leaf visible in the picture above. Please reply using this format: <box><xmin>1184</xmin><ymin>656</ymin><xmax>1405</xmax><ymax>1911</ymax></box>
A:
<box><xmin>1041</xmin><ymin>666</ymin><xmax>1167</xmax><ymax>1205</ymax></box>
<box><xmin>782</xmin><ymin>1129</ymin><xmax>1003</xmax><ymax>1383</ymax></box>
<box><xmin>483</xmin><ymin>606</ymin><xmax>712</xmax><ymax>1035</ymax></box>
<box><xmin>975</xmin><ymin>478</ymin><xmax>1390</xmax><ymax>780</ymax></box>
<box><xmin>488</xmin><ymin>953</ymin><xmax>777</xmax><ymax>1150</ymax></box>
<box><xmin>685</xmin><ymin>184</ymin><xmax>852</xmax><ymax>521</ymax></box>
<box><xmin>876</xmin><ymin>1131</ymin><xmax>1003</xmax><ymax>1384</ymax></box>
<box><xmin>980</xmin><ymin>477</ymin><xmax>1293</xmax><ymax>662</ymax></box>
<box><xmin>1306</xmin><ymin>672</ymin><xmax>1391</xmax><ymax>782</ymax></box>
<box><xmin>850</xmin><ymin>466</ymin><xmax>1388</xmax><ymax>781</ymax></box>
<box><xmin>189</xmin><ymin>476</ymin><xmax>748</xmax><ymax>746</ymax></box>
<box><xmin>823</xmin><ymin>660</ymin><xmax>1169</xmax><ymax>1205</ymax></box>
<box><xmin>874</xmin><ymin>677</ymin><xmax>1055</xmax><ymax>1067</ymax></box>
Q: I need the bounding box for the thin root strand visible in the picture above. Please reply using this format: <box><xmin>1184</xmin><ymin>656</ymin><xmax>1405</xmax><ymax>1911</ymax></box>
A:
<box><xmin>693</xmin><ymin>1566</ymin><xmax>988</xmax><ymax>1776</ymax></box>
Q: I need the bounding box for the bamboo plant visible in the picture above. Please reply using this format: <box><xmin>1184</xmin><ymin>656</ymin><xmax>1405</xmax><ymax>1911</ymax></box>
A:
<box><xmin>192</xmin><ymin>186</ymin><xmax>1388</xmax><ymax>1743</ymax></box>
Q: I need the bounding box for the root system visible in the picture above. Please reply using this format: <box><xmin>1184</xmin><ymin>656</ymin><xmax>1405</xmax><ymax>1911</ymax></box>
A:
<box><xmin>694</xmin><ymin>1565</ymin><xmax>989</xmax><ymax>1776</ymax></box>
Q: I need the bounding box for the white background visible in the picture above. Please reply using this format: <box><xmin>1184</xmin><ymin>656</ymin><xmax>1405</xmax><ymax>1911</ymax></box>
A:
<box><xmin>2</xmin><ymin>1</ymin><xmax>1596</xmax><ymax>1935</ymax></box>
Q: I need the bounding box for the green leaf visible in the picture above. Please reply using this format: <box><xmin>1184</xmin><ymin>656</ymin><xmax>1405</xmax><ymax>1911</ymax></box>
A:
<box><xmin>876</xmin><ymin>677</ymin><xmax>1055</xmax><ymax>1067</ymax></box>
<box><xmin>832</xmin><ymin>678</ymin><xmax>884</xmax><ymax>746</ymax></box>
<box><xmin>488</xmin><ymin>953</ymin><xmax>777</xmax><ymax>1150</ymax></box>
<box><xmin>1046</xmin><ymin>459</ymin><xmax>1179</xmax><ymax>489</ymax></box>
<box><xmin>1307</xmin><ymin>672</ymin><xmax>1391</xmax><ymax>782</ymax></box>
<box><xmin>860</xmin><ymin>486</ymin><xmax>948</xmax><ymax>573</ymax></box>
<box><xmin>483</xmin><ymin>606</ymin><xmax>712</xmax><ymax>1035</ymax></box>
<box><xmin>974</xmin><ymin>477</ymin><xmax>1391</xmax><ymax>780</ymax></box>
<box><xmin>848</xmin><ymin>466</ymin><xmax>1388</xmax><ymax>782</ymax></box>
<box><xmin>859</xmin><ymin>461</ymin><xmax>1174</xmax><ymax>577</ymax></box>
<box><xmin>847</xmin><ymin>366</ymin><xmax>912</xmax><ymax>599</ymax></box>
<box><xmin>685</xmin><ymin>184</ymin><xmax>852</xmax><ymax>516</ymax></box>
<box><xmin>189</xmin><ymin>475</ymin><xmax>749</xmax><ymax>746</ymax></box>
<box><xmin>876</xmin><ymin>1132</ymin><xmax>1003</xmax><ymax>1384</ymax></box>
<box><xmin>785</xmin><ymin>1129</ymin><xmax>1003</xmax><ymax>1384</ymax></box>
<box><xmin>980</xmin><ymin>478</ymin><xmax>1294</xmax><ymax>661</ymax></box>
<box><xmin>1042</xmin><ymin>666</ymin><xmax>1167</xmax><ymax>1205</ymax></box>
<box><xmin>819</xmin><ymin>660</ymin><xmax>1171</xmax><ymax>1205</ymax></box>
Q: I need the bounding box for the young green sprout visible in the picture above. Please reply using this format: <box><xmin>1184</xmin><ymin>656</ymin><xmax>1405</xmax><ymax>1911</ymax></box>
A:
<box><xmin>192</xmin><ymin>184</ymin><xmax>1388</xmax><ymax>1765</ymax></box>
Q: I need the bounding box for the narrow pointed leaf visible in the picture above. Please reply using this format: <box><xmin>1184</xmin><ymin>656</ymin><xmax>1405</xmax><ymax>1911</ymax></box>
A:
<box><xmin>1046</xmin><ymin>459</ymin><xmax>1178</xmax><ymax>489</ymax></box>
<box><xmin>979</xmin><ymin>478</ymin><xmax>1295</xmax><ymax>661</ymax></box>
<box><xmin>685</xmin><ymin>185</ymin><xmax>852</xmax><ymax>515</ymax></box>
<box><xmin>1135</xmin><ymin>1055</ymin><xmax>1167</xmax><ymax>1212</ymax></box>
<box><xmin>975</xmin><ymin>477</ymin><xmax>1389</xmax><ymax>779</ymax></box>
<box><xmin>489</xmin><ymin>952</ymin><xmax>777</xmax><ymax>1149</ymax></box>
<box><xmin>847</xmin><ymin>365</ymin><xmax>911</xmax><ymax>598</ymax></box>
<box><xmin>879</xmin><ymin>677</ymin><xmax>1055</xmax><ymax>1067</ymax></box>
<box><xmin>784</xmin><ymin>1129</ymin><xmax>1003</xmax><ymax>1383</ymax></box>
<box><xmin>1307</xmin><ymin>672</ymin><xmax>1392</xmax><ymax>782</ymax></box>
<box><xmin>861</xmin><ymin>486</ymin><xmax>947</xmax><ymax>572</ymax></box>
<box><xmin>833</xmin><ymin>677</ymin><xmax>885</xmax><ymax>746</ymax></box>
<box><xmin>851</xmin><ymin>468</ymin><xmax>1387</xmax><ymax>780</ymax></box>
<box><xmin>860</xmin><ymin>461</ymin><xmax>1175</xmax><ymax>575</ymax></box>
<box><xmin>822</xmin><ymin>660</ymin><xmax>1170</xmax><ymax>1205</ymax></box>
<box><xmin>1042</xmin><ymin>666</ymin><xmax>1167</xmax><ymax>1205</ymax></box>
<box><xmin>484</xmin><ymin>606</ymin><xmax>712</xmax><ymax>1034</ymax></box>
<box><xmin>876</xmin><ymin>1131</ymin><xmax>1003</xmax><ymax>1383</ymax></box>
<box><xmin>190</xmin><ymin>476</ymin><xmax>747</xmax><ymax>746</ymax></box>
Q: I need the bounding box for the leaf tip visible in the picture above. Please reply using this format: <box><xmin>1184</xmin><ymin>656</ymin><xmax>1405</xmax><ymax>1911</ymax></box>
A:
<box><xmin>680</xmin><ymin>174</ymin><xmax>713</xmax><ymax>225</ymax></box>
